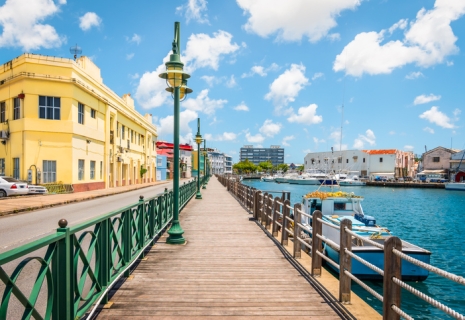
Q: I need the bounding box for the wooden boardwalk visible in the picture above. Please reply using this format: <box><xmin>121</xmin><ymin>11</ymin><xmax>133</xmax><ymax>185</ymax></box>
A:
<box><xmin>97</xmin><ymin>177</ymin><xmax>348</xmax><ymax>319</ymax></box>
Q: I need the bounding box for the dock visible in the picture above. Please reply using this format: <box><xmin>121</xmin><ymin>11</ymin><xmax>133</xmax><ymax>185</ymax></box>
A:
<box><xmin>96</xmin><ymin>177</ymin><xmax>373</xmax><ymax>319</ymax></box>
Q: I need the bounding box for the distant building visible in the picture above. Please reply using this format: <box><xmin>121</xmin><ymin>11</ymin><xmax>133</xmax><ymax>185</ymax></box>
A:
<box><xmin>224</xmin><ymin>155</ymin><xmax>233</xmax><ymax>174</ymax></box>
<box><xmin>239</xmin><ymin>145</ymin><xmax>284</xmax><ymax>166</ymax></box>
<box><xmin>156</xmin><ymin>141</ymin><xmax>193</xmax><ymax>179</ymax></box>
<box><xmin>450</xmin><ymin>149</ymin><xmax>465</xmax><ymax>182</ymax></box>
<box><xmin>206</xmin><ymin>149</ymin><xmax>233</xmax><ymax>175</ymax></box>
<box><xmin>421</xmin><ymin>146</ymin><xmax>459</xmax><ymax>179</ymax></box>
<box><xmin>156</xmin><ymin>155</ymin><xmax>167</xmax><ymax>181</ymax></box>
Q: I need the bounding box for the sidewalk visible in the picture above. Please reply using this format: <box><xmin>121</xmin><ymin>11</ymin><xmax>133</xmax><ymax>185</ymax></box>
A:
<box><xmin>0</xmin><ymin>180</ymin><xmax>175</xmax><ymax>217</ymax></box>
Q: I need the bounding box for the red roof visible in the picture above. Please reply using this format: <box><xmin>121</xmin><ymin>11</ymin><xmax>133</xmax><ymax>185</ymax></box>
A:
<box><xmin>156</xmin><ymin>141</ymin><xmax>193</xmax><ymax>151</ymax></box>
<box><xmin>362</xmin><ymin>149</ymin><xmax>397</xmax><ymax>155</ymax></box>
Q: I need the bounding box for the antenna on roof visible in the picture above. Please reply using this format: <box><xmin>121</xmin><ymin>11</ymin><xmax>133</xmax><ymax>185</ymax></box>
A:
<box><xmin>69</xmin><ymin>44</ymin><xmax>82</xmax><ymax>60</ymax></box>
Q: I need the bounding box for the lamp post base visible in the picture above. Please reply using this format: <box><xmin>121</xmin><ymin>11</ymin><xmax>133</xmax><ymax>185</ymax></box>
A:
<box><xmin>166</xmin><ymin>221</ymin><xmax>185</xmax><ymax>244</ymax></box>
<box><xmin>195</xmin><ymin>191</ymin><xmax>202</xmax><ymax>199</ymax></box>
<box><xmin>202</xmin><ymin>185</ymin><xmax>206</xmax><ymax>189</ymax></box>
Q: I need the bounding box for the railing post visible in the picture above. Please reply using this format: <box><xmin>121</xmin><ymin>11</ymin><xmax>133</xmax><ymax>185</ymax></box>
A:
<box><xmin>383</xmin><ymin>237</ymin><xmax>402</xmax><ymax>320</ymax></box>
<box><xmin>265</xmin><ymin>194</ymin><xmax>272</xmax><ymax>229</ymax></box>
<box><xmin>138</xmin><ymin>196</ymin><xmax>146</xmax><ymax>258</ymax></box>
<box><xmin>281</xmin><ymin>199</ymin><xmax>290</xmax><ymax>245</ymax></box>
<box><xmin>122</xmin><ymin>209</ymin><xmax>132</xmax><ymax>277</ymax></box>
<box><xmin>293</xmin><ymin>203</ymin><xmax>301</xmax><ymax>258</ymax></box>
<box><xmin>261</xmin><ymin>192</ymin><xmax>268</xmax><ymax>225</ymax></box>
<box><xmin>52</xmin><ymin>219</ymin><xmax>74</xmax><ymax>320</ymax></box>
<box><xmin>227</xmin><ymin>179</ymin><xmax>230</xmax><ymax>191</ymax></box>
<box><xmin>149</xmin><ymin>198</ymin><xmax>156</xmax><ymax>244</ymax></box>
<box><xmin>254</xmin><ymin>191</ymin><xmax>262</xmax><ymax>220</ymax></box>
<box><xmin>272</xmin><ymin>197</ymin><xmax>280</xmax><ymax>237</ymax></box>
<box><xmin>311</xmin><ymin>210</ymin><xmax>323</xmax><ymax>276</ymax></box>
<box><xmin>97</xmin><ymin>217</ymin><xmax>111</xmax><ymax>305</ymax></box>
<box><xmin>339</xmin><ymin>219</ymin><xmax>352</xmax><ymax>304</ymax></box>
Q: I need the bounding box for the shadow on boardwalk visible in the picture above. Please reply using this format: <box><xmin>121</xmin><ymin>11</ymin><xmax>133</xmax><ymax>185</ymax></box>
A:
<box><xmin>96</xmin><ymin>177</ymin><xmax>351</xmax><ymax>319</ymax></box>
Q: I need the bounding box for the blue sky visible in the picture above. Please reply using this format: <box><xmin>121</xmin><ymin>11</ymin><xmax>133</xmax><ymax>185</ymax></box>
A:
<box><xmin>1</xmin><ymin>0</ymin><xmax>465</xmax><ymax>163</ymax></box>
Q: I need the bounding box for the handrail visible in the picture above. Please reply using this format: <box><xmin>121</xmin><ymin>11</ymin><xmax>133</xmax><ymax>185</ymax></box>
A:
<box><xmin>0</xmin><ymin>179</ymin><xmax>199</xmax><ymax>320</ymax></box>
<box><xmin>217</xmin><ymin>174</ymin><xmax>465</xmax><ymax>320</ymax></box>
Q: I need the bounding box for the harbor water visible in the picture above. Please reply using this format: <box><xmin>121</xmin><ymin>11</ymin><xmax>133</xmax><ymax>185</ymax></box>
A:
<box><xmin>242</xmin><ymin>179</ymin><xmax>465</xmax><ymax>320</ymax></box>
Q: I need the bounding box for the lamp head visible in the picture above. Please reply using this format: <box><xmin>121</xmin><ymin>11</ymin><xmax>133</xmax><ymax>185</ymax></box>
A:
<box><xmin>195</xmin><ymin>133</ymin><xmax>203</xmax><ymax>145</ymax></box>
<box><xmin>165</xmin><ymin>79</ymin><xmax>193</xmax><ymax>100</ymax></box>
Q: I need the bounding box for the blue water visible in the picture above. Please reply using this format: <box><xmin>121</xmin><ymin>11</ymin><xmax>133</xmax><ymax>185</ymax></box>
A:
<box><xmin>242</xmin><ymin>180</ymin><xmax>465</xmax><ymax>319</ymax></box>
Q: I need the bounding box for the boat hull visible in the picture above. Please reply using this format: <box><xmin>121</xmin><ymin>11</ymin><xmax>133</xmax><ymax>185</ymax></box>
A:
<box><xmin>274</xmin><ymin>177</ymin><xmax>288</xmax><ymax>183</ymax></box>
<box><xmin>324</xmin><ymin>245</ymin><xmax>430</xmax><ymax>281</ymax></box>
<box><xmin>445</xmin><ymin>182</ymin><xmax>465</xmax><ymax>190</ymax></box>
<box><xmin>339</xmin><ymin>181</ymin><xmax>366</xmax><ymax>186</ymax></box>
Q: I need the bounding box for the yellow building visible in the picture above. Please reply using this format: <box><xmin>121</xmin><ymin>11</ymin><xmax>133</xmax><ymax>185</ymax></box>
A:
<box><xmin>0</xmin><ymin>53</ymin><xmax>157</xmax><ymax>192</ymax></box>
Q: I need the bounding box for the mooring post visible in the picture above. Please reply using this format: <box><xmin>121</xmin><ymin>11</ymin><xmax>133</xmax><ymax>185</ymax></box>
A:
<box><xmin>293</xmin><ymin>203</ymin><xmax>302</xmax><ymax>258</ymax></box>
<box><xmin>339</xmin><ymin>219</ymin><xmax>352</xmax><ymax>304</ymax></box>
<box><xmin>383</xmin><ymin>237</ymin><xmax>402</xmax><ymax>320</ymax></box>
<box><xmin>272</xmin><ymin>197</ymin><xmax>280</xmax><ymax>236</ymax></box>
<box><xmin>281</xmin><ymin>199</ymin><xmax>290</xmax><ymax>245</ymax></box>
<box><xmin>311</xmin><ymin>210</ymin><xmax>323</xmax><ymax>276</ymax></box>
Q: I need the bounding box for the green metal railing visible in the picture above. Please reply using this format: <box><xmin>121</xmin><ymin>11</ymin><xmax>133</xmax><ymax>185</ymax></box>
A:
<box><xmin>0</xmin><ymin>178</ymin><xmax>202</xmax><ymax>320</ymax></box>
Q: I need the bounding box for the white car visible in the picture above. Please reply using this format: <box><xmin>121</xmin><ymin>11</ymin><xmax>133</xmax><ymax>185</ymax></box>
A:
<box><xmin>28</xmin><ymin>185</ymin><xmax>48</xmax><ymax>195</ymax></box>
<box><xmin>0</xmin><ymin>177</ymin><xmax>29</xmax><ymax>198</ymax></box>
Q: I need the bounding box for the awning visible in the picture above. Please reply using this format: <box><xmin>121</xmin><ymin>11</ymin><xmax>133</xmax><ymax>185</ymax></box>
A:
<box><xmin>370</xmin><ymin>172</ymin><xmax>395</xmax><ymax>176</ymax></box>
<box><xmin>419</xmin><ymin>170</ymin><xmax>447</xmax><ymax>174</ymax></box>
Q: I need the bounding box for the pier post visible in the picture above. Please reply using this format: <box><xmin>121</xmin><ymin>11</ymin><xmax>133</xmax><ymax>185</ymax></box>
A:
<box><xmin>339</xmin><ymin>219</ymin><xmax>352</xmax><ymax>304</ymax></box>
<box><xmin>261</xmin><ymin>192</ymin><xmax>268</xmax><ymax>225</ymax></box>
<box><xmin>266</xmin><ymin>194</ymin><xmax>272</xmax><ymax>229</ymax></box>
<box><xmin>311</xmin><ymin>210</ymin><xmax>323</xmax><ymax>277</ymax></box>
<box><xmin>383</xmin><ymin>237</ymin><xmax>402</xmax><ymax>320</ymax></box>
<box><xmin>281</xmin><ymin>199</ymin><xmax>290</xmax><ymax>245</ymax></box>
<box><xmin>272</xmin><ymin>197</ymin><xmax>280</xmax><ymax>236</ymax></box>
<box><xmin>293</xmin><ymin>203</ymin><xmax>302</xmax><ymax>258</ymax></box>
<box><xmin>254</xmin><ymin>191</ymin><xmax>261</xmax><ymax>220</ymax></box>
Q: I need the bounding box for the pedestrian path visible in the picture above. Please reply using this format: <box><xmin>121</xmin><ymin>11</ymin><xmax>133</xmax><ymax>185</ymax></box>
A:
<box><xmin>96</xmin><ymin>177</ymin><xmax>347</xmax><ymax>319</ymax></box>
<box><xmin>0</xmin><ymin>180</ymin><xmax>173</xmax><ymax>216</ymax></box>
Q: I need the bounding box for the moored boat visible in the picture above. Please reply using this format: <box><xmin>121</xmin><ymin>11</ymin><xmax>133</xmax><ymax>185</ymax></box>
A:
<box><xmin>445</xmin><ymin>182</ymin><xmax>465</xmax><ymax>191</ymax></box>
<box><xmin>339</xmin><ymin>175</ymin><xmax>366</xmax><ymax>186</ymax></box>
<box><xmin>301</xmin><ymin>190</ymin><xmax>431</xmax><ymax>281</ymax></box>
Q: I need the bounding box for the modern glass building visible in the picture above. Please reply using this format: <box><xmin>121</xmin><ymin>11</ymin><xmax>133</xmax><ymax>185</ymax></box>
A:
<box><xmin>239</xmin><ymin>145</ymin><xmax>284</xmax><ymax>166</ymax></box>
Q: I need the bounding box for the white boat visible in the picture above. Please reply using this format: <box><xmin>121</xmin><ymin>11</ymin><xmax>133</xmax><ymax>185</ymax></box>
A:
<box><xmin>261</xmin><ymin>175</ymin><xmax>275</xmax><ymax>182</ymax></box>
<box><xmin>275</xmin><ymin>173</ymin><xmax>298</xmax><ymax>183</ymax></box>
<box><xmin>288</xmin><ymin>173</ymin><xmax>320</xmax><ymax>185</ymax></box>
<box><xmin>301</xmin><ymin>190</ymin><xmax>431</xmax><ymax>280</ymax></box>
<box><xmin>339</xmin><ymin>175</ymin><xmax>366</xmax><ymax>186</ymax></box>
<box><xmin>445</xmin><ymin>182</ymin><xmax>465</xmax><ymax>191</ymax></box>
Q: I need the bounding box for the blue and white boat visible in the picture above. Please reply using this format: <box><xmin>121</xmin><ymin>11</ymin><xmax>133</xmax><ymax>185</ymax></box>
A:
<box><xmin>301</xmin><ymin>191</ymin><xmax>431</xmax><ymax>281</ymax></box>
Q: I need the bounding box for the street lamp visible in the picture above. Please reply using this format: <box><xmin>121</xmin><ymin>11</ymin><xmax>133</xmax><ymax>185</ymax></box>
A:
<box><xmin>159</xmin><ymin>21</ymin><xmax>192</xmax><ymax>245</ymax></box>
<box><xmin>202</xmin><ymin>139</ymin><xmax>207</xmax><ymax>189</ymax></box>
<box><xmin>195</xmin><ymin>118</ymin><xmax>203</xmax><ymax>199</ymax></box>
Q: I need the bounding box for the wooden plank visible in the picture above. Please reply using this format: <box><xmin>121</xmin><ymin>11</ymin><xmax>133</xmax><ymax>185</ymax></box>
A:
<box><xmin>98</xmin><ymin>178</ymin><xmax>344</xmax><ymax>319</ymax></box>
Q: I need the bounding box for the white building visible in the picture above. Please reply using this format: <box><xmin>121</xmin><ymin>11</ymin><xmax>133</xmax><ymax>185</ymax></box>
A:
<box><xmin>224</xmin><ymin>155</ymin><xmax>233</xmax><ymax>174</ymax></box>
<box><xmin>304</xmin><ymin>149</ymin><xmax>415</xmax><ymax>178</ymax></box>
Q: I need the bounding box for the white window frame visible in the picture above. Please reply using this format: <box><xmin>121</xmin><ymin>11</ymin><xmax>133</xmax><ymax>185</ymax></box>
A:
<box><xmin>78</xmin><ymin>159</ymin><xmax>85</xmax><ymax>180</ymax></box>
<box><xmin>90</xmin><ymin>161</ymin><xmax>96</xmax><ymax>180</ymax></box>
<box><xmin>43</xmin><ymin>160</ymin><xmax>57</xmax><ymax>183</ymax></box>
<box><xmin>78</xmin><ymin>103</ymin><xmax>84</xmax><ymax>124</ymax></box>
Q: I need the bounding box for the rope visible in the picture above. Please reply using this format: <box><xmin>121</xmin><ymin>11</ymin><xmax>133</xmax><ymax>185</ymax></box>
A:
<box><xmin>344</xmin><ymin>249</ymin><xmax>384</xmax><ymax>276</ymax></box>
<box><xmin>297</xmin><ymin>237</ymin><xmax>312</xmax><ymax>250</ymax></box>
<box><xmin>316</xmin><ymin>250</ymin><xmax>340</xmax><ymax>270</ymax></box>
<box><xmin>316</xmin><ymin>233</ymin><xmax>340</xmax><ymax>251</ymax></box>
<box><xmin>391</xmin><ymin>305</ymin><xmax>414</xmax><ymax>320</ymax></box>
<box><xmin>343</xmin><ymin>270</ymin><xmax>383</xmax><ymax>302</ymax></box>
<box><xmin>345</xmin><ymin>228</ymin><xmax>384</xmax><ymax>250</ymax></box>
<box><xmin>393</xmin><ymin>248</ymin><xmax>465</xmax><ymax>286</ymax></box>
<box><xmin>392</xmin><ymin>277</ymin><xmax>465</xmax><ymax>320</ymax></box>
<box><xmin>318</xmin><ymin>217</ymin><xmax>340</xmax><ymax>230</ymax></box>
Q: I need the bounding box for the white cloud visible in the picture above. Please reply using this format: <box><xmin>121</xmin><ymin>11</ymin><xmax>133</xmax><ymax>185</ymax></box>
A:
<box><xmin>265</xmin><ymin>64</ymin><xmax>309</xmax><ymax>113</ymax></box>
<box><xmin>234</xmin><ymin>102</ymin><xmax>249</xmax><ymax>111</ymax></box>
<box><xmin>414</xmin><ymin>94</ymin><xmax>441</xmax><ymax>105</ymax></box>
<box><xmin>127</xmin><ymin>33</ymin><xmax>141</xmax><ymax>45</ymax></box>
<box><xmin>282</xmin><ymin>135</ymin><xmax>295</xmax><ymax>147</ymax></box>
<box><xmin>135</xmin><ymin>31</ymin><xmax>239</xmax><ymax>109</ymax></box>
<box><xmin>353</xmin><ymin>129</ymin><xmax>376</xmax><ymax>149</ymax></box>
<box><xmin>303</xmin><ymin>149</ymin><xmax>312</xmax><ymax>154</ymax></box>
<box><xmin>184</xmin><ymin>30</ymin><xmax>240</xmax><ymax>72</ymax></box>
<box><xmin>176</xmin><ymin>0</ymin><xmax>209</xmax><ymax>24</ymax></box>
<box><xmin>126</xmin><ymin>53</ymin><xmax>135</xmax><ymax>60</ymax></box>
<box><xmin>405</xmin><ymin>71</ymin><xmax>424</xmax><ymax>80</ymax></box>
<box><xmin>329</xmin><ymin>129</ymin><xmax>348</xmax><ymax>151</ymax></box>
<box><xmin>419</xmin><ymin>106</ymin><xmax>454</xmax><ymax>129</ymax></box>
<box><xmin>201</xmin><ymin>75</ymin><xmax>220</xmax><ymax>87</ymax></box>
<box><xmin>129</xmin><ymin>73</ymin><xmax>140</xmax><ymax>80</ymax></box>
<box><xmin>241</xmin><ymin>63</ymin><xmax>279</xmax><ymax>78</ymax></box>
<box><xmin>245</xmin><ymin>132</ymin><xmax>265</xmax><ymax>143</ymax></box>
<box><xmin>156</xmin><ymin>109</ymin><xmax>199</xmax><ymax>143</ymax></box>
<box><xmin>259</xmin><ymin>119</ymin><xmax>282</xmax><ymax>137</ymax></box>
<box><xmin>389</xmin><ymin>131</ymin><xmax>396</xmax><ymax>135</ymax></box>
<box><xmin>453</xmin><ymin>108</ymin><xmax>461</xmax><ymax>118</ymax></box>
<box><xmin>312</xmin><ymin>72</ymin><xmax>324</xmax><ymax>81</ymax></box>
<box><xmin>404</xmin><ymin>145</ymin><xmax>415</xmax><ymax>151</ymax></box>
<box><xmin>79</xmin><ymin>12</ymin><xmax>101</xmax><ymax>31</ymax></box>
<box><xmin>237</xmin><ymin>0</ymin><xmax>362</xmax><ymax>42</ymax></box>
<box><xmin>327</xmin><ymin>33</ymin><xmax>340</xmax><ymax>42</ymax></box>
<box><xmin>423</xmin><ymin>127</ymin><xmax>435</xmax><ymax>134</ymax></box>
<box><xmin>226</xmin><ymin>75</ymin><xmax>237</xmax><ymax>88</ymax></box>
<box><xmin>388</xmin><ymin>19</ymin><xmax>408</xmax><ymax>34</ymax></box>
<box><xmin>208</xmin><ymin>132</ymin><xmax>237</xmax><ymax>141</ymax></box>
<box><xmin>334</xmin><ymin>1</ymin><xmax>465</xmax><ymax>76</ymax></box>
<box><xmin>0</xmin><ymin>0</ymin><xmax>65</xmax><ymax>50</ymax></box>
<box><xmin>183</xmin><ymin>89</ymin><xmax>227</xmax><ymax>115</ymax></box>
<box><xmin>287</xmin><ymin>103</ymin><xmax>323</xmax><ymax>125</ymax></box>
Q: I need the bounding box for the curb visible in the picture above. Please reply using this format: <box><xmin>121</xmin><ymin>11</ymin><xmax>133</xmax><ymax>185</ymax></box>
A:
<box><xmin>0</xmin><ymin>181</ymin><xmax>170</xmax><ymax>217</ymax></box>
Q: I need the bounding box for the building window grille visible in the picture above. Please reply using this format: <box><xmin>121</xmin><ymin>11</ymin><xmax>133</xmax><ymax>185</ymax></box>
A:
<box><xmin>78</xmin><ymin>103</ymin><xmax>84</xmax><ymax>124</ymax></box>
<box><xmin>13</xmin><ymin>98</ymin><xmax>21</xmax><ymax>120</ymax></box>
<box><xmin>432</xmin><ymin>157</ymin><xmax>440</xmax><ymax>162</ymax></box>
<box><xmin>43</xmin><ymin>160</ymin><xmax>57</xmax><ymax>183</ymax></box>
<box><xmin>78</xmin><ymin>159</ymin><xmax>85</xmax><ymax>180</ymax></box>
<box><xmin>91</xmin><ymin>109</ymin><xmax>96</xmax><ymax>118</ymax></box>
<box><xmin>90</xmin><ymin>161</ymin><xmax>96</xmax><ymax>180</ymax></box>
<box><xmin>0</xmin><ymin>101</ymin><xmax>5</xmax><ymax>123</ymax></box>
<box><xmin>380</xmin><ymin>157</ymin><xmax>383</xmax><ymax>163</ymax></box>
<box><xmin>100</xmin><ymin>161</ymin><xmax>103</xmax><ymax>179</ymax></box>
<box><xmin>39</xmin><ymin>96</ymin><xmax>60</xmax><ymax>120</ymax></box>
<box><xmin>0</xmin><ymin>158</ymin><xmax>5</xmax><ymax>176</ymax></box>
<box><xmin>13</xmin><ymin>158</ymin><xmax>19</xmax><ymax>179</ymax></box>
<box><xmin>121</xmin><ymin>125</ymin><xmax>125</xmax><ymax>139</ymax></box>
<box><xmin>346</xmin><ymin>159</ymin><xmax>349</xmax><ymax>163</ymax></box>
<box><xmin>363</xmin><ymin>158</ymin><xmax>366</xmax><ymax>163</ymax></box>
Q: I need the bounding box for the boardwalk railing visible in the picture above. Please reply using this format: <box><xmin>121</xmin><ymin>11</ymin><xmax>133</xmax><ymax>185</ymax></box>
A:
<box><xmin>0</xmin><ymin>178</ymin><xmax>203</xmax><ymax>320</ymax></box>
<box><xmin>217</xmin><ymin>175</ymin><xmax>465</xmax><ymax>320</ymax></box>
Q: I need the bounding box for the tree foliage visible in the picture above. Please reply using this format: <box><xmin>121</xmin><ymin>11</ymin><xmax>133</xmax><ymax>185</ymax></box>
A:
<box><xmin>258</xmin><ymin>161</ymin><xmax>273</xmax><ymax>173</ymax></box>
<box><xmin>233</xmin><ymin>159</ymin><xmax>257</xmax><ymax>174</ymax></box>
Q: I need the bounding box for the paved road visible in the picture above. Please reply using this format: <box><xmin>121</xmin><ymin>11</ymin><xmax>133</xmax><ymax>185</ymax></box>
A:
<box><xmin>0</xmin><ymin>181</ymin><xmax>188</xmax><ymax>253</ymax></box>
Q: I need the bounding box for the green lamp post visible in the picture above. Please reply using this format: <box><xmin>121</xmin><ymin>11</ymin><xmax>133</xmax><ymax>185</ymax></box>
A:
<box><xmin>159</xmin><ymin>21</ymin><xmax>192</xmax><ymax>245</ymax></box>
<box><xmin>202</xmin><ymin>139</ymin><xmax>207</xmax><ymax>189</ymax></box>
<box><xmin>195</xmin><ymin>118</ymin><xmax>203</xmax><ymax>199</ymax></box>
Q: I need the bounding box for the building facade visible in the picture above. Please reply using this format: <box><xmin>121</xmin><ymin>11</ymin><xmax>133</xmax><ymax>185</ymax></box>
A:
<box><xmin>156</xmin><ymin>141</ymin><xmax>193</xmax><ymax>179</ymax></box>
<box><xmin>422</xmin><ymin>147</ymin><xmax>458</xmax><ymax>176</ymax></box>
<box><xmin>0</xmin><ymin>54</ymin><xmax>157</xmax><ymax>191</ymax></box>
<box><xmin>450</xmin><ymin>149</ymin><xmax>465</xmax><ymax>182</ymax></box>
<box><xmin>156</xmin><ymin>155</ymin><xmax>167</xmax><ymax>181</ymax></box>
<box><xmin>239</xmin><ymin>145</ymin><xmax>284</xmax><ymax>166</ymax></box>
<box><xmin>224</xmin><ymin>155</ymin><xmax>233</xmax><ymax>174</ymax></box>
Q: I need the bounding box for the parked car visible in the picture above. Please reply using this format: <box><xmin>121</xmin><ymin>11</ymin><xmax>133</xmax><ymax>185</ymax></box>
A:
<box><xmin>374</xmin><ymin>176</ymin><xmax>388</xmax><ymax>182</ymax></box>
<box><xmin>0</xmin><ymin>177</ymin><xmax>29</xmax><ymax>198</ymax></box>
<box><xmin>28</xmin><ymin>185</ymin><xmax>48</xmax><ymax>195</ymax></box>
